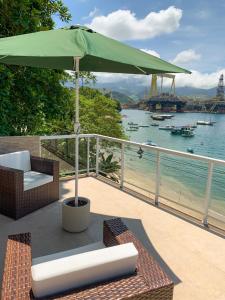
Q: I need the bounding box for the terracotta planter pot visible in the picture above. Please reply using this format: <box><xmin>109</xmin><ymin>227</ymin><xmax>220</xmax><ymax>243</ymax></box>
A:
<box><xmin>62</xmin><ymin>197</ymin><xmax>90</xmax><ymax>233</ymax></box>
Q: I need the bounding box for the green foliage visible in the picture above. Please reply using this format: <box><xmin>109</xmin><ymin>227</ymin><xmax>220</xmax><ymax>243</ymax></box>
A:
<box><xmin>0</xmin><ymin>1</ymin><xmax>124</xmax><ymax>139</ymax></box>
<box><xmin>99</xmin><ymin>153</ymin><xmax>120</xmax><ymax>174</ymax></box>
<box><xmin>0</xmin><ymin>0</ymin><xmax>72</xmax><ymax>136</ymax></box>
<box><xmin>0</xmin><ymin>0</ymin><xmax>71</xmax><ymax>35</ymax></box>
<box><xmin>79</xmin><ymin>87</ymin><xmax>125</xmax><ymax>138</ymax></box>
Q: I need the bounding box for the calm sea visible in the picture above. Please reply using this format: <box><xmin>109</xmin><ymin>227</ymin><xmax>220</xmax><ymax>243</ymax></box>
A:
<box><xmin>121</xmin><ymin>109</ymin><xmax>225</xmax><ymax>217</ymax></box>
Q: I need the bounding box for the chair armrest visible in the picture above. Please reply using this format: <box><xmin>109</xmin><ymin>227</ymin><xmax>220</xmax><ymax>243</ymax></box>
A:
<box><xmin>0</xmin><ymin>165</ymin><xmax>24</xmax><ymax>194</ymax></box>
<box><xmin>30</xmin><ymin>156</ymin><xmax>59</xmax><ymax>178</ymax></box>
<box><xmin>103</xmin><ymin>218</ymin><xmax>174</xmax><ymax>296</ymax></box>
<box><xmin>1</xmin><ymin>233</ymin><xmax>32</xmax><ymax>300</ymax></box>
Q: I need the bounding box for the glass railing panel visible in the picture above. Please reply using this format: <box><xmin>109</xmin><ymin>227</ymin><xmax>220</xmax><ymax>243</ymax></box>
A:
<box><xmin>208</xmin><ymin>163</ymin><xmax>225</xmax><ymax>228</ymax></box>
<box><xmin>123</xmin><ymin>144</ymin><xmax>156</xmax><ymax>198</ymax></box>
<box><xmin>159</xmin><ymin>153</ymin><xmax>208</xmax><ymax>215</ymax></box>
<box><xmin>41</xmin><ymin>138</ymin><xmax>75</xmax><ymax>176</ymax></box>
<box><xmin>41</xmin><ymin>137</ymin><xmax>96</xmax><ymax>177</ymax></box>
<box><xmin>98</xmin><ymin>139</ymin><xmax>121</xmax><ymax>183</ymax></box>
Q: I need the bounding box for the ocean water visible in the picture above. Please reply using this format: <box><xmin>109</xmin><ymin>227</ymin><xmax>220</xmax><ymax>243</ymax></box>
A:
<box><xmin>121</xmin><ymin>109</ymin><xmax>225</xmax><ymax>218</ymax></box>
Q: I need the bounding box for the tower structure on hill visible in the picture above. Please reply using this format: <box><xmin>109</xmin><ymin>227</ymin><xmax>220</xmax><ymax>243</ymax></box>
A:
<box><xmin>216</xmin><ymin>74</ymin><xmax>224</xmax><ymax>100</ymax></box>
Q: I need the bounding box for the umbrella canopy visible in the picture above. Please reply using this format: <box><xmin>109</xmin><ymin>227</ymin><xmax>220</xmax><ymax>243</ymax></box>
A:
<box><xmin>0</xmin><ymin>25</ymin><xmax>191</xmax><ymax>209</ymax></box>
<box><xmin>0</xmin><ymin>25</ymin><xmax>190</xmax><ymax>74</ymax></box>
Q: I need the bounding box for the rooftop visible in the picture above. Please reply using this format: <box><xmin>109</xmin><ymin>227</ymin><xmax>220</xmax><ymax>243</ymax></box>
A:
<box><xmin>1</xmin><ymin>176</ymin><xmax>225</xmax><ymax>300</ymax></box>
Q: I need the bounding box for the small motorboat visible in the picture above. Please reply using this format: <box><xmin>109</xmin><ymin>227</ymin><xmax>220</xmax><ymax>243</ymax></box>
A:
<box><xmin>128</xmin><ymin>122</ymin><xmax>138</xmax><ymax>125</ymax></box>
<box><xmin>126</xmin><ymin>128</ymin><xmax>138</xmax><ymax>132</ymax></box>
<box><xmin>171</xmin><ymin>127</ymin><xmax>182</xmax><ymax>135</ymax></box>
<box><xmin>151</xmin><ymin>123</ymin><xmax>159</xmax><ymax>126</ymax></box>
<box><xmin>151</xmin><ymin>114</ymin><xmax>165</xmax><ymax>121</ymax></box>
<box><xmin>142</xmin><ymin>140</ymin><xmax>157</xmax><ymax>146</ymax></box>
<box><xmin>181</xmin><ymin>129</ymin><xmax>195</xmax><ymax>137</ymax></box>
<box><xmin>159</xmin><ymin>114</ymin><xmax>174</xmax><ymax>119</ymax></box>
<box><xmin>159</xmin><ymin>125</ymin><xmax>174</xmax><ymax>131</ymax></box>
<box><xmin>197</xmin><ymin>120</ymin><xmax>213</xmax><ymax>126</ymax></box>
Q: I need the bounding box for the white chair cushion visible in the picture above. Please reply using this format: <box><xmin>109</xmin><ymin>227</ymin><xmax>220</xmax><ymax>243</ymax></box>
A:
<box><xmin>24</xmin><ymin>171</ymin><xmax>53</xmax><ymax>191</ymax></box>
<box><xmin>0</xmin><ymin>150</ymin><xmax>31</xmax><ymax>172</ymax></box>
<box><xmin>31</xmin><ymin>242</ymin><xmax>138</xmax><ymax>298</ymax></box>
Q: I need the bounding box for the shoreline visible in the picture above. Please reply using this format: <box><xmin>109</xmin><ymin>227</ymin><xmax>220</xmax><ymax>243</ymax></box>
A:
<box><xmin>123</xmin><ymin>157</ymin><xmax>225</xmax><ymax>218</ymax></box>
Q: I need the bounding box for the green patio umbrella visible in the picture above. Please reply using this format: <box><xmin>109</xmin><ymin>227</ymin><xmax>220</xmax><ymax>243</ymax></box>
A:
<box><xmin>0</xmin><ymin>25</ymin><xmax>190</xmax><ymax>205</ymax></box>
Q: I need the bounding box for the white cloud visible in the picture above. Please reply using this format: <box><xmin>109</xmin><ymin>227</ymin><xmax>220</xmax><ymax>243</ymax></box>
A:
<box><xmin>94</xmin><ymin>72</ymin><xmax>137</xmax><ymax>84</ymax></box>
<box><xmin>171</xmin><ymin>49</ymin><xmax>201</xmax><ymax>65</ymax></box>
<box><xmin>172</xmin><ymin>69</ymin><xmax>224</xmax><ymax>89</ymax></box>
<box><xmin>87</xmin><ymin>6</ymin><xmax>182</xmax><ymax>40</ymax></box>
<box><xmin>141</xmin><ymin>48</ymin><xmax>160</xmax><ymax>58</ymax></box>
<box><xmin>82</xmin><ymin>7</ymin><xmax>99</xmax><ymax>20</ymax></box>
<box><xmin>95</xmin><ymin>69</ymin><xmax>224</xmax><ymax>89</ymax></box>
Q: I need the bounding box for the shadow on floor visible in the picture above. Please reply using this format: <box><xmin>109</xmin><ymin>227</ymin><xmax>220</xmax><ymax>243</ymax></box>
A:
<box><xmin>95</xmin><ymin>176</ymin><xmax>225</xmax><ymax>240</ymax></box>
<box><xmin>0</xmin><ymin>206</ymin><xmax>181</xmax><ymax>287</ymax></box>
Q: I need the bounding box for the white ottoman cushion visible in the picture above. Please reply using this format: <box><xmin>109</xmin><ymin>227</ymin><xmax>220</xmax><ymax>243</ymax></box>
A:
<box><xmin>0</xmin><ymin>150</ymin><xmax>31</xmax><ymax>172</ymax></box>
<box><xmin>24</xmin><ymin>171</ymin><xmax>53</xmax><ymax>191</ymax></box>
<box><xmin>31</xmin><ymin>242</ymin><xmax>138</xmax><ymax>298</ymax></box>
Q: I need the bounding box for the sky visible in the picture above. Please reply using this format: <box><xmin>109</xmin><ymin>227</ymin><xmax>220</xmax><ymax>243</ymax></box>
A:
<box><xmin>55</xmin><ymin>0</ymin><xmax>225</xmax><ymax>89</ymax></box>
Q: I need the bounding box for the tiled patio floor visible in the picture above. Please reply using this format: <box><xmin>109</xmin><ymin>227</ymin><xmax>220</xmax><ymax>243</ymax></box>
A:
<box><xmin>0</xmin><ymin>177</ymin><xmax>225</xmax><ymax>300</ymax></box>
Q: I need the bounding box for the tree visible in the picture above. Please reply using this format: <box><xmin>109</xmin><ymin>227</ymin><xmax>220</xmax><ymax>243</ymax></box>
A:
<box><xmin>79</xmin><ymin>87</ymin><xmax>125</xmax><ymax>138</ymax></box>
<box><xmin>0</xmin><ymin>0</ymin><xmax>72</xmax><ymax>135</ymax></box>
<box><xmin>0</xmin><ymin>1</ymin><xmax>125</xmax><ymax>140</ymax></box>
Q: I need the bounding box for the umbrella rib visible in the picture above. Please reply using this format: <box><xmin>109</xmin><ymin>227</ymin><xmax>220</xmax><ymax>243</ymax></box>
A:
<box><xmin>0</xmin><ymin>55</ymin><xmax>8</xmax><ymax>60</ymax></box>
<box><xmin>135</xmin><ymin>65</ymin><xmax>147</xmax><ymax>74</ymax></box>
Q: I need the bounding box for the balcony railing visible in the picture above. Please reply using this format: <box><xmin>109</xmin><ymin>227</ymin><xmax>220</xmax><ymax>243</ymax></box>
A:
<box><xmin>40</xmin><ymin>134</ymin><xmax>225</xmax><ymax>230</ymax></box>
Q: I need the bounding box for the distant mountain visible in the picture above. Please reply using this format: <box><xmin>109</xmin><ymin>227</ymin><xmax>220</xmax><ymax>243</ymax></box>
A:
<box><xmin>93</xmin><ymin>81</ymin><xmax>143</xmax><ymax>101</ymax></box>
<box><xmin>175</xmin><ymin>87</ymin><xmax>217</xmax><ymax>98</ymax></box>
<box><xmin>95</xmin><ymin>81</ymin><xmax>217</xmax><ymax>100</ymax></box>
<box><xmin>111</xmin><ymin>91</ymin><xmax>135</xmax><ymax>104</ymax></box>
<box><xmin>65</xmin><ymin>79</ymin><xmax>218</xmax><ymax>102</ymax></box>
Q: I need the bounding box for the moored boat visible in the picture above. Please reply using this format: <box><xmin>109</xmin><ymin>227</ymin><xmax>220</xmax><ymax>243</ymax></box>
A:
<box><xmin>181</xmin><ymin>129</ymin><xmax>195</xmax><ymax>137</ymax></box>
<box><xmin>159</xmin><ymin>114</ymin><xmax>174</xmax><ymax>119</ymax></box>
<box><xmin>128</xmin><ymin>122</ymin><xmax>138</xmax><ymax>125</ymax></box>
<box><xmin>159</xmin><ymin>125</ymin><xmax>174</xmax><ymax>131</ymax></box>
<box><xmin>151</xmin><ymin>114</ymin><xmax>165</xmax><ymax>121</ymax></box>
<box><xmin>197</xmin><ymin>120</ymin><xmax>213</xmax><ymax>126</ymax></box>
<box><xmin>142</xmin><ymin>140</ymin><xmax>157</xmax><ymax>146</ymax></box>
<box><xmin>171</xmin><ymin>127</ymin><xmax>183</xmax><ymax>135</ymax></box>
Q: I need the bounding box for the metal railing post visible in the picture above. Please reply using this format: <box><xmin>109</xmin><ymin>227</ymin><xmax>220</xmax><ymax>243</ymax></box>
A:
<box><xmin>39</xmin><ymin>137</ymin><xmax>42</xmax><ymax>158</ymax></box>
<box><xmin>96</xmin><ymin>136</ymin><xmax>100</xmax><ymax>176</ymax></box>
<box><xmin>203</xmin><ymin>162</ymin><xmax>214</xmax><ymax>226</ymax></box>
<box><xmin>87</xmin><ymin>137</ymin><xmax>90</xmax><ymax>176</ymax></box>
<box><xmin>120</xmin><ymin>142</ymin><xmax>125</xmax><ymax>189</ymax></box>
<box><xmin>155</xmin><ymin>150</ymin><xmax>161</xmax><ymax>205</ymax></box>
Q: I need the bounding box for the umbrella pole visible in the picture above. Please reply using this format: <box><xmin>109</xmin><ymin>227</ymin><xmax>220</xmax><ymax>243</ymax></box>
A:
<box><xmin>74</xmin><ymin>57</ymin><xmax>80</xmax><ymax>207</ymax></box>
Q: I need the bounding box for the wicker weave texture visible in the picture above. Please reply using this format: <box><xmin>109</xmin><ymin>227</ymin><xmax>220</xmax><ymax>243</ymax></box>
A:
<box><xmin>0</xmin><ymin>156</ymin><xmax>59</xmax><ymax>219</ymax></box>
<box><xmin>1</xmin><ymin>218</ymin><xmax>174</xmax><ymax>300</ymax></box>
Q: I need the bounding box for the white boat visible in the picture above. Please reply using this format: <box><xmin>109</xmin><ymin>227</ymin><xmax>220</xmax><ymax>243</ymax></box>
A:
<box><xmin>142</xmin><ymin>140</ymin><xmax>157</xmax><ymax>146</ymax></box>
<box><xmin>181</xmin><ymin>129</ymin><xmax>195</xmax><ymax>137</ymax></box>
<box><xmin>159</xmin><ymin>125</ymin><xmax>174</xmax><ymax>131</ymax></box>
<box><xmin>159</xmin><ymin>114</ymin><xmax>174</xmax><ymax>119</ymax></box>
<box><xmin>151</xmin><ymin>114</ymin><xmax>165</xmax><ymax>121</ymax></box>
<box><xmin>197</xmin><ymin>120</ymin><xmax>213</xmax><ymax>126</ymax></box>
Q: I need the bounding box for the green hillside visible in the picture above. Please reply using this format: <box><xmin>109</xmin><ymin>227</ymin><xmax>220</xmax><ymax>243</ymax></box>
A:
<box><xmin>111</xmin><ymin>91</ymin><xmax>135</xmax><ymax>104</ymax></box>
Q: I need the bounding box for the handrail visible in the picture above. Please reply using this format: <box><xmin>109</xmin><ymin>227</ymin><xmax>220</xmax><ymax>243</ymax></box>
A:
<box><xmin>39</xmin><ymin>132</ymin><xmax>225</xmax><ymax>227</ymax></box>
<box><xmin>40</xmin><ymin>133</ymin><xmax>225</xmax><ymax>166</ymax></box>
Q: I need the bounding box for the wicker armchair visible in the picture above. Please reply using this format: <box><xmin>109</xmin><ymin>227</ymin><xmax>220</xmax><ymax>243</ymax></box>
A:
<box><xmin>0</xmin><ymin>155</ymin><xmax>59</xmax><ymax>219</ymax></box>
<box><xmin>1</xmin><ymin>218</ymin><xmax>174</xmax><ymax>300</ymax></box>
